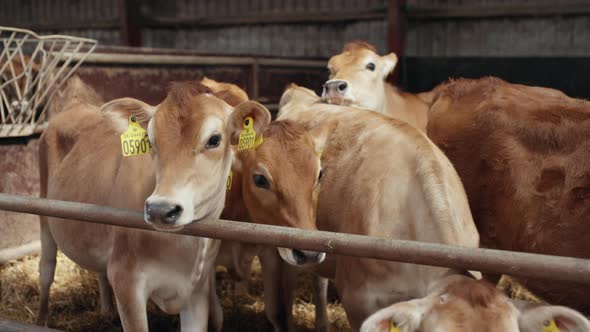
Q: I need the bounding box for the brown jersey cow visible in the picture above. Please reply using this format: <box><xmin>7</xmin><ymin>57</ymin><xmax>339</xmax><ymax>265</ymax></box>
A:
<box><xmin>275</xmin><ymin>85</ymin><xmax>479</xmax><ymax>330</ymax></box>
<box><xmin>38</xmin><ymin>78</ymin><xmax>325</xmax><ymax>331</ymax></box>
<box><xmin>426</xmin><ymin>77</ymin><xmax>590</xmax><ymax>314</ymax></box>
<box><xmin>322</xmin><ymin>41</ymin><xmax>429</xmax><ymax>132</ymax></box>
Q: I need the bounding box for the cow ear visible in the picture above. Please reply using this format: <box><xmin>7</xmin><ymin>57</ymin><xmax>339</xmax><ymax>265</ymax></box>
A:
<box><xmin>381</xmin><ymin>52</ymin><xmax>398</xmax><ymax>77</ymax></box>
<box><xmin>229</xmin><ymin>101</ymin><xmax>271</xmax><ymax>145</ymax></box>
<box><xmin>99</xmin><ymin>97</ymin><xmax>156</xmax><ymax>133</ymax></box>
<box><xmin>360</xmin><ymin>297</ymin><xmax>432</xmax><ymax>332</ymax></box>
<box><xmin>517</xmin><ymin>304</ymin><xmax>590</xmax><ymax>332</ymax></box>
<box><xmin>279</xmin><ymin>84</ymin><xmax>298</xmax><ymax>111</ymax></box>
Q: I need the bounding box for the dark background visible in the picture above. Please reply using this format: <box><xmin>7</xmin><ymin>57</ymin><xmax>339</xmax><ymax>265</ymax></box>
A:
<box><xmin>4</xmin><ymin>0</ymin><xmax>590</xmax><ymax>102</ymax></box>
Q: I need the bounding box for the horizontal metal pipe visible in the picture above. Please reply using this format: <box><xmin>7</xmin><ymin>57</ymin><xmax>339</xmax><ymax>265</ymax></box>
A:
<box><xmin>66</xmin><ymin>52</ymin><xmax>326</xmax><ymax>68</ymax></box>
<box><xmin>141</xmin><ymin>8</ymin><xmax>387</xmax><ymax>27</ymax></box>
<box><xmin>1</xmin><ymin>193</ymin><xmax>590</xmax><ymax>284</ymax></box>
<box><xmin>406</xmin><ymin>3</ymin><xmax>590</xmax><ymax>19</ymax></box>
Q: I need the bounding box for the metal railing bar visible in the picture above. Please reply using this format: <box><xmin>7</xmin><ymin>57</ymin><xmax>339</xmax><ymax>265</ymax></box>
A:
<box><xmin>0</xmin><ymin>193</ymin><xmax>589</xmax><ymax>284</ymax></box>
<box><xmin>64</xmin><ymin>52</ymin><xmax>327</xmax><ymax>68</ymax></box>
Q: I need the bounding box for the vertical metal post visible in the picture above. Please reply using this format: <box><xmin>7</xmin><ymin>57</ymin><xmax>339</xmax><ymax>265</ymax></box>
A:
<box><xmin>387</xmin><ymin>0</ymin><xmax>406</xmax><ymax>85</ymax></box>
<box><xmin>119</xmin><ymin>0</ymin><xmax>142</xmax><ymax>47</ymax></box>
<box><xmin>251</xmin><ymin>59</ymin><xmax>260</xmax><ymax>101</ymax></box>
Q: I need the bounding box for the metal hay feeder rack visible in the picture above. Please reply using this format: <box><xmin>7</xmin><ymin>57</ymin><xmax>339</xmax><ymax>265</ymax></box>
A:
<box><xmin>0</xmin><ymin>26</ymin><xmax>97</xmax><ymax>137</ymax></box>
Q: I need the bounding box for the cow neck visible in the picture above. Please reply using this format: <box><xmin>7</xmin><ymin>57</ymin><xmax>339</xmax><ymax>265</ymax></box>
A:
<box><xmin>221</xmin><ymin>161</ymin><xmax>251</xmax><ymax>223</ymax></box>
<box><xmin>384</xmin><ymin>83</ymin><xmax>429</xmax><ymax>132</ymax></box>
<box><xmin>383</xmin><ymin>83</ymin><xmax>407</xmax><ymax>115</ymax></box>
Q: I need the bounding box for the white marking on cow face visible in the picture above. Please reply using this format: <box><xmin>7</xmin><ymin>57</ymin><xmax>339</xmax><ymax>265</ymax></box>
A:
<box><xmin>147</xmin><ymin>116</ymin><xmax>155</xmax><ymax>147</ymax></box>
<box><xmin>324</xmin><ymin>49</ymin><xmax>397</xmax><ymax>113</ymax></box>
<box><xmin>145</xmin><ymin>96</ymin><xmax>233</xmax><ymax>231</ymax></box>
<box><xmin>277</xmin><ymin>247</ymin><xmax>326</xmax><ymax>267</ymax></box>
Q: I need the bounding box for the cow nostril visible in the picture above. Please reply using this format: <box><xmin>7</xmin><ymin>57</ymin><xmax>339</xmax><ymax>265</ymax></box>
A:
<box><xmin>163</xmin><ymin>205</ymin><xmax>183</xmax><ymax>224</ymax></box>
<box><xmin>338</xmin><ymin>82</ymin><xmax>347</xmax><ymax>92</ymax></box>
<box><xmin>292</xmin><ymin>249</ymin><xmax>306</xmax><ymax>264</ymax></box>
<box><xmin>145</xmin><ymin>204</ymin><xmax>153</xmax><ymax>222</ymax></box>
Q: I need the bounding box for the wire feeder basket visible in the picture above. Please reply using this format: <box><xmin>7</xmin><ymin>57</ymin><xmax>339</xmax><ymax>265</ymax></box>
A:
<box><xmin>0</xmin><ymin>26</ymin><xmax>97</xmax><ymax>137</ymax></box>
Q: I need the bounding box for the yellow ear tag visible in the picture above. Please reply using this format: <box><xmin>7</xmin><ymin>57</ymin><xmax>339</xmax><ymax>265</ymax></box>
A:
<box><xmin>121</xmin><ymin>115</ymin><xmax>150</xmax><ymax>157</ymax></box>
<box><xmin>238</xmin><ymin>116</ymin><xmax>257</xmax><ymax>150</ymax></box>
<box><xmin>226</xmin><ymin>170</ymin><xmax>233</xmax><ymax>191</ymax></box>
<box><xmin>542</xmin><ymin>319</ymin><xmax>560</xmax><ymax>332</ymax></box>
<box><xmin>390</xmin><ymin>319</ymin><xmax>401</xmax><ymax>332</ymax></box>
<box><xmin>316</xmin><ymin>149</ymin><xmax>323</xmax><ymax>160</ymax></box>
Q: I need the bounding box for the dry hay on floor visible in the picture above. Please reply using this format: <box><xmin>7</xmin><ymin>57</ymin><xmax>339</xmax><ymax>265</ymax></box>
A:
<box><xmin>0</xmin><ymin>252</ymin><xmax>350</xmax><ymax>331</ymax></box>
<box><xmin>0</xmin><ymin>251</ymin><xmax>546</xmax><ymax>332</ymax></box>
<box><xmin>498</xmin><ymin>275</ymin><xmax>544</xmax><ymax>304</ymax></box>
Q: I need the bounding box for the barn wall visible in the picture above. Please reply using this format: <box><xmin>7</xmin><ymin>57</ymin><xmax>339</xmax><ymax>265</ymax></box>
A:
<box><xmin>398</xmin><ymin>0</ymin><xmax>590</xmax><ymax>99</ymax></box>
<box><xmin>3</xmin><ymin>1</ymin><xmax>590</xmax><ymax>58</ymax></box>
<box><xmin>142</xmin><ymin>20</ymin><xmax>387</xmax><ymax>58</ymax></box>
<box><xmin>404</xmin><ymin>0</ymin><xmax>590</xmax><ymax>56</ymax></box>
<box><xmin>140</xmin><ymin>0</ymin><xmax>388</xmax><ymax>57</ymax></box>
<box><xmin>1</xmin><ymin>0</ymin><xmax>389</xmax><ymax>58</ymax></box>
<box><xmin>0</xmin><ymin>0</ymin><xmax>122</xmax><ymax>45</ymax></box>
<box><xmin>0</xmin><ymin>137</ymin><xmax>40</xmax><ymax>263</ymax></box>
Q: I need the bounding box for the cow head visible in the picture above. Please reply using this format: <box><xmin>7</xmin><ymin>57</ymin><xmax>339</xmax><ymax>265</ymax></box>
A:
<box><xmin>233</xmin><ymin>116</ymin><xmax>328</xmax><ymax>266</ymax></box>
<box><xmin>101</xmin><ymin>81</ymin><xmax>267</xmax><ymax>231</ymax></box>
<box><xmin>200</xmin><ymin>78</ymin><xmax>328</xmax><ymax>266</ymax></box>
<box><xmin>322</xmin><ymin>41</ymin><xmax>397</xmax><ymax>112</ymax></box>
<box><xmin>360</xmin><ymin>275</ymin><xmax>590</xmax><ymax>332</ymax></box>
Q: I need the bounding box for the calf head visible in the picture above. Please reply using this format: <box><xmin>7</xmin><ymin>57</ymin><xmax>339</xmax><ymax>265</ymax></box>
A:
<box><xmin>146</xmin><ymin>83</ymin><xmax>274</xmax><ymax>231</ymax></box>
<box><xmin>101</xmin><ymin>81</ymin><xmax>267</xmax><ymax>231</ymax></box>
<box><xmin>361</xmin><ymin>275</ymin><xmax>590</xmax><ymax>332</ymax></box>
<box><xmin>234</xmin><ymin>116</ymin><xmax>329</xmax><ymax>267</ymax></box>
<box><xmin>323</xmin><ymin>41</ymin><xmax>397</xmax><ymax>112</ymax></box>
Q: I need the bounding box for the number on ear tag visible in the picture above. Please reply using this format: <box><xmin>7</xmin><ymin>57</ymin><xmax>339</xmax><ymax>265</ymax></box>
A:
<box><xmin>543</xmin><ymin>319</ymin><xmax>560</xmax><ymax>332</ymax></box>
<box><xmin>390</xmin><ymin>319</ymin><xmax>400</xmax><ymax>332</ymax></box>
<box><xmin>238</xmin><ymin>116</ymin><xmax>257</xmax><ymax>150</ymax></box>
<box><xmin>226</xmin><ymin>170</ymin><xmax>233</xmax><ymax>191</ymax></box>
<box><xmin>121</xmin><ymin>115</ymin><xmax>150</xmax><ymax>157</ymax></box>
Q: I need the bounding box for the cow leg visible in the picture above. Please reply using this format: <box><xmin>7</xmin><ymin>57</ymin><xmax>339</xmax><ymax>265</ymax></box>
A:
<box><xmin>180</xmin><ymin>279</ymin><xmax>210</xmax><ymax>332</ymax></box>
<box><xmin>36</xmin><ymin>218</ymin><xmax>57</xmax><ymax>326</ymax></box>
<box><xmin>259</xmin><ymin>247</ymin><xmax>296</xmax><ymax>332</ymax></box>
<box><xmin>97</xmin><ymin>273</ymin><xmax>115</xmax><ymax>316</ymax></box>
<box><xmin>339</xmin><ymin>285</ymin><xmax>374</xmax><ymax>331</ymax></box>
<box><xmin>208</xmin><ymin>270</ymin><xmax>223</xmax><ymax>332</ymax></box>
<box><xmin>336</xmin><ymin>260</ymin><xmax>383</xmax><ymax>332</ymax></box>
<box><xmin>313</xmin><ymin>276</ymin><xmax>329</xmax><ymax>332</ymax></box>
<box><xmin>109</xmin><ymin>269</ymin><xmax>148</xmax><ymax>332</ymax></box>
<box><xmin>280</xmin><ymin>262</ymin><xmax>298</xmax><ymax>332</ymax></box>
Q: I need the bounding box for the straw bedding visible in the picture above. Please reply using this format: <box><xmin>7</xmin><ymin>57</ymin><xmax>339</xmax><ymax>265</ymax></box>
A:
<box><xmin>0</xmin><ymin>251</ymin><xmax>541</xmax><ymax>331</ymax></box>
<box><xmin>0</xmin><ymin>252</ymin><xmax>350</xmax><ymax>331</ymax></box>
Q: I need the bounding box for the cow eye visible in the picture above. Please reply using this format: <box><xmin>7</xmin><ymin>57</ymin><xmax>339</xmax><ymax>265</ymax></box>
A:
<box><xmin>366</xmin><ymin>62</ymin><xmax>376</xmax><ymax>71</ymax></box>
<box><xmin>206</xmin><ymin>134</ymin><xmax>221</xmax><ymax>148</ymax></box>
<box><xmin>318</xmin><ymin>169</ymin><xmax>324</xmax><ymax>181</ymax></box>
<box><xmin>253</xmin><ymin>174</ymin><xmax>270</xmax><ymax>189</ymax></box>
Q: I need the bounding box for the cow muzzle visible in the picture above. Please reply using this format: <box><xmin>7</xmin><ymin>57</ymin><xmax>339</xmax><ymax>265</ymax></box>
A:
<box><xmin>321</xmin><ymin>79</ymin><xmax>349</xmax><ymax>105</ymax></box>
<box><xmin>278</xmin><ymin>247</ymin><xmax>326</xmax><ymax>266</ymax></box>
<box><xmin>145</xmin><ymin>200</ymin><xmax>185</xmax><ymax>231</ymax></box>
